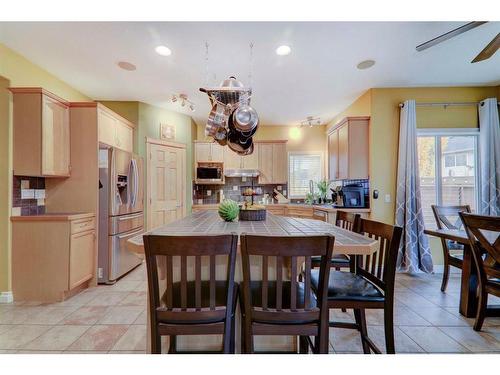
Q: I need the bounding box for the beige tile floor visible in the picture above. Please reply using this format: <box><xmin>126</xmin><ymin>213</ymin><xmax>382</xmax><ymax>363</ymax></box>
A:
<box><xmin>1</xmin><ymin>263</ymin><xmax>500</xmax><ymax>354</ymax></box>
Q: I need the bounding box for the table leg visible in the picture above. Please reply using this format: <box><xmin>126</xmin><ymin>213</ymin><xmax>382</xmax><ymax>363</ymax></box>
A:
<box><xmin>459</xmin><ymin>244</ymin><xmax>478</xmax><ymax>318</ymax></box>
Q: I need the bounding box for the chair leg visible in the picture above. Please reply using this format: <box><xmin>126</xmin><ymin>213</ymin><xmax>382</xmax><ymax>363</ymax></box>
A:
<box><xmin>299</xmin><ymin>336</ymin><xmax>309</xmax><ymax>354</ymax></box>
<box><xmin>384</xmin><ymin>306</ymin><xmax>395</xmax><ymax>354</ymax></box>
<box><xmin>229</xmin><ymin>314</ymin><xmax>236</xmax><ymax>353</ymax></box>
<box><xmin>441</xmin><ymin>253</ymin><xmax>450</xmax><ymax>292</ymax></box>
<box><xmin>222</xmin><ymin>318</ymin><xmax>232</xmax><ymax>353</ymax></box>
<box><xmin>168</xmin><ymin>335</ymin><xmax>177</xmax><ymax>354</ymax></box>
<box><xmin>151</xmin><ymin>329</ymin><xmax>161</xmax><ymax>354</ymax></box>
<box><xmin>354</xmin><ymin>309</ymin><xmax>370</xmax><ymax>354</ymax></box>
<box><xmin>473</xmin><ymin>288</ymin><xmax>488</xmax><ymax>332</ymax></box>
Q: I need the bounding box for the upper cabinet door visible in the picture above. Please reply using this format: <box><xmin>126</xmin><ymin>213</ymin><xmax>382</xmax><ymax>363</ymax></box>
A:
<box><xmin>258</xmin><ymin>143</ymin><xmax>274</xmax><ymax>184</ymax></box>
<box><xmin>41</xmin><ymin>95</ymin><xmax>70</xmax><ymax>176</ymax></box>
<box><xmin>272</xmin><ymin>143</ymin><xmax>287</xmax><ymax>184</ymax></box>
<box><xmin>242</xmin><ymin>145</ymin><xmax>259</xmax><ymax>169</ymax></box>
<box><xmin>98</xmin><ymin>109</ymin><xmax>118</xmax><ymax>147</ymax></box>
<box><xmin>328</xmin><ymin>130</ymin><xmax>339</xmax><ymax>180</ymax></box>
<box><xmin>115</xmin><ymin>121</ymin><xmax>133</xmax><ymax>152</ymax></box>
<box><xmin>195</xmin><ymin>142</ymin><xmax>211</xmax><ymax>162</ymax></box>
<box><xmin>337</xmin><ymin>124</ymin><xmax>349</xmax><ymax>180</ymax></box>
<box><xmin>210</xmin><ymin>143</ymin><xmax>224</xmax><ymax>163</ymax></box>
<box><xmin>224</xmin><ymin>148</ymin><xmax>241</xmax><ymax>169</ymax></box>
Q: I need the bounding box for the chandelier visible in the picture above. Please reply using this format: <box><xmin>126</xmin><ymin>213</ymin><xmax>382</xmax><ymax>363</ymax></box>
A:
<box><xmin>300</xmin><ymin>116</ymin><xmax>322</xmax><ymax>128</ymax></box>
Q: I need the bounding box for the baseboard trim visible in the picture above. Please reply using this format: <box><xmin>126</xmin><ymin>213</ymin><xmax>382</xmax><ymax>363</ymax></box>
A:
<box><xmin>0</xmin><ymin>291</ymin><xmax>13</xmax><ymax>303</ymax></box>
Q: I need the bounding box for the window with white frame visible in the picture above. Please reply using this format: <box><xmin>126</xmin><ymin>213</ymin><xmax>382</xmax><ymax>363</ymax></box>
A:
<box><xmin>417</xmin><ymin>129</ymin><xmax>479</xmax><ymax>228</ymax></box>
<box><xmin>288</xmin><ymin>152</ymin><xmax>324</xmax><ymax>198</ymax></box>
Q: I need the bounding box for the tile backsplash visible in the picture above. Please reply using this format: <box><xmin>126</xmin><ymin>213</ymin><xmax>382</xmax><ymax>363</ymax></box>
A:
<box><xmin>193</xmin><ymin>177</ymin><xmax>288</xmax><ymax>205</ymax></box>
<box><xmin>12</xmin><ymin>175</ymin><xmax>46</xmax><ymax>216</ymax></box>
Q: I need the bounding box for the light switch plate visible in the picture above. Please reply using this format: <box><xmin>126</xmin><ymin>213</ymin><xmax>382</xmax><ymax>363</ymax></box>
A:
<box><xmin>384</xmin><ymin>194</ymin><xmax>391</xmax><ymax>203</ymax></box>
<box><xmin>233</xmin><ymin>186</ymin><xmax>238</xmax><ymax>191</ymax></box>
<box><xmin>21</xmin><ymin>189</ymin><xmax>35</xmax><ymax>199</ymax></box>
<box><xmin>277</xmin><ymin>185</ymin><xmax>282</xmax><ymax>191</ymax></box>
<box><xmin>241</xmin><ymin>177</ymin><xmax>247</xmax><ymax>182</ymax></box>
<box><xmin>206</xmin><ymin>190</ymin><xmax>212</xmax><ymax>196</ymax></box>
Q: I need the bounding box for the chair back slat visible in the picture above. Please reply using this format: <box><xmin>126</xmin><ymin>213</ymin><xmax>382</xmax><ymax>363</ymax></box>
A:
<box><xmin>210</xmin><ymin>254</ymin><xmax>216</xmax><ymax>310</ymax></box>
<box><xmin>180</xmin><ymin>255</ymin><xmax>187</xmax><ymax>308</ymax></box>
<box><xmin>357</xmin><ymin>219</ymin><xmax>403</xmax><ymax>297</ymax></box>
<box><xmin>460</xmin><ymin>213</ymin><xmax>500</xmax><ymax>280</ymax></box>
<box><xmin>304</xmin><ymin>256</ymin><xmax>312</xmax><ymax>309</ymax></box>
<box><xmin>165</xmin><ymin>255</ymin><xmax>173</xmax><ymax>308</ymax></box>
<box><xmin>276</xmin><ymin>256</ymin><xmax>283</xmax><ymax>310</ymax></box>
<box><xmin>143</xmin><ymin>234</ymin><xmax>237</xmax><ymax>325</ymax></box>
<box><xmin>262</xmin><ymin>255</ymin><xmax>269</xmax><ymax>309</ymax></box>
<box><xmin>336</xmin><ymin>211</ymin><xmax>361</xmax><ymax>233</ymax></box>
<box><xmin>241</xmin><ymin>234</ymin><xmax>334</xmax><ymax>325</ymax></box>
<box><xmin>290</xmin><ymin>256</ymin><xmax>297</xmax><ymax>310</ymax></box>
<box><xmin>195</xmin><ymin>256</ymin><xmax>202</xmax><ymax>309</ymax></box>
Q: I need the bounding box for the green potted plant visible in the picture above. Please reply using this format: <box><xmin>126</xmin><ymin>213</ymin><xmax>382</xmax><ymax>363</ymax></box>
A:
<box><xmin>316</xmin><ymin>179</ymin><xmax>329</xmax><ymax>204</ymax></box>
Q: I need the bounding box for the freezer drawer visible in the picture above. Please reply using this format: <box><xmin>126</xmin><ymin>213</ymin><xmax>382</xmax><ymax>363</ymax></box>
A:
<box><xmin>108</xmin><ymin>227</ymin><xmax>144</xmax><ymax>281</ymax></box>
<box><xmin>109</xmin><ymin>212</ymin><xmax>144</xmax><ymax>235</ymax></box>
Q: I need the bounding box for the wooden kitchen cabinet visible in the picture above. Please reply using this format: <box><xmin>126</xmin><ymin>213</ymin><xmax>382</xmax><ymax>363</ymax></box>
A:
<box><xmin>224</xmin><ymin>145</ymin><xmax>260</xmax><ymax>169</ymax></box>
<box><xmin>286</xmin><ymin>205</ymin><xmax>314</xmax><ymax>219</ymax></box>
<box><xmin>195</xmin><ymin>141</ymin><xmax>224</xmax><ymax>163</ymax></box>
<box><xmin>327</xmin><ymin>116</ymin><xmax>369</xmax><ymax>180</ymax></box>
<box><xmin>10</xmin><ymin>88</ymin><xmax>71</xmax><ymax>177</ymax></box>
<box><xmin>11</xmin><ymin>213</ymin><xmax>96</xmax><ymax>302</ymax></box>
<box><xmin>257</xmin><ymin>141</ymin><xmax>287</xmax><ymax>184</ymax></box>
<box><xmin>98</xmin><ymin>106</ymin><xmax>135</xmax><ymax>152</ymax></box>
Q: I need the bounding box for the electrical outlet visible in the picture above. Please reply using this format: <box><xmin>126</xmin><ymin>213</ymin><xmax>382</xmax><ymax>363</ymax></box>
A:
<box><xmin>241</xmin><ymin>177</ymin><xmax>247</xmax><ymax>182</ymax></box>
<box><xmin>207</xmin><ymin>190</ymin><xmax>212</xmax><ymax>196</ymax></box>
<box><xmin>277</xmin><ymin>185</ymin><xmax>282</xmax><ymax>191</ymax></box>
<box><xmin>233</xmin><ymin>186</ymin><xmax>238</xmax><ymax>191</ymax></box>
<box><xmin>384</xmin><ymin>194</ymin><xmax>391</xmax><ymax>203</ymax></box>
<box><xmin>98</xmin><ymin>268</ymin><xmax>103</xmax><ymax>279</ymax></box>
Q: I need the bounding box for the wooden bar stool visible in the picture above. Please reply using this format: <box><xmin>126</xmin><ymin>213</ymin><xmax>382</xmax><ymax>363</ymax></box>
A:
<box><xmin>143</xmin><ymin>233</ymin><xmax>238</xmax><ymax>354</ymax></box>
<box><xmin>311</xmin><ymin>210</ymin><xmax>361</xmax><ymax>270</ymax></box>
<box><xmin>431</xmin><ymin>205</ymin><xmax>471</xmax><ymax>292</ymax></box>
<box><xmin>240</xmin><ymin>234</ymin><xmax>334</xmax><ymax>354</ymax></box>
<box><xmin>309</xmin><ymin>218</ymin><xmax>402</xmax><ymax>354</ymax></box>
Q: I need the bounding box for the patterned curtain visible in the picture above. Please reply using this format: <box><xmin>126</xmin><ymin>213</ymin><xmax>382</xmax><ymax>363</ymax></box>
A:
<box><xmin>479</xmin><ymin>98</ymin><xmax>500</xmax><ymax>216</ymax></box>
<box><xmin>395</xmin><ymin>100</ymin><xmax>433</xmax><ymax>273</ymax></box>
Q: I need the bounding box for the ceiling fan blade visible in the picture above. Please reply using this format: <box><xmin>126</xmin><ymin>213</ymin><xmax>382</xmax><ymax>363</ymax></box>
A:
<box><xmin>471</xmin><ymin>33</ymin><xmax>500</xmax><ymax>63</ymax></box>
<box><xmin>416</xmin><ymin>21</ymin><xmax>488</xmax><ymax>51</ymax></box>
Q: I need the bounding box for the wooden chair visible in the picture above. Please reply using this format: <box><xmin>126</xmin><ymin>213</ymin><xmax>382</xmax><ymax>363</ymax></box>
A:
<box><xmin>143</xmin><ymin>234</ymin><xmax>238</xmax><ymax>354</ymax></box>
<box><xmin>459</xmin><ymin>212</ymin><xmax>500</xmax><ymax>331</ymax></box>
<box><xmin>310</xmin><ymin>218</ymin><xmax>402</xmax><ymax>354</ymax></box>
<box><xmin>240</xmin><ymin>234</ymin><xmax>334</xmax><ymax>354</ymax></box>
<box><xmin>432</xmin><ymin>205</ymin><xmax>471</xmax><ymax>292</ymax></box>
<box><xmin>311</xmin><ymin>211</ymin><xmax>361</xmax><ymax>270</ymax></box>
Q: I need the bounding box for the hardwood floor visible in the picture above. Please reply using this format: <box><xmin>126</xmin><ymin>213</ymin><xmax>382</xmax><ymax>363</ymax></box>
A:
<box><xmin>1</xmin><ymin>263</ymin><xmax>500</xmax><ymax>354</ymax></box>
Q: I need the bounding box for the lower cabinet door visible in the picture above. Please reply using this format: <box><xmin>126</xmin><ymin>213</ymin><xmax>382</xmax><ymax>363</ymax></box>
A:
<box><xmin>69</xmin><ymin>230</ymin><xmax>95</xmax><ymax>289</ymax></box>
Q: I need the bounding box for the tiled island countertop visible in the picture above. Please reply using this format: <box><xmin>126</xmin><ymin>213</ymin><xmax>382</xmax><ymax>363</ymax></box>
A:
<box><xmin>192</xmin><ymin>203</ymin><xmax>371</xmax><ymax>213</ymax></box>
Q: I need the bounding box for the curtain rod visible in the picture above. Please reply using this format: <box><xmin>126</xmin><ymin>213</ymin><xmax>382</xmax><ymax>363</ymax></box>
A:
<box><xmin>398</xmin><ymin>101</ymin><xmax>500</xmax><ymax>108</ymax></box>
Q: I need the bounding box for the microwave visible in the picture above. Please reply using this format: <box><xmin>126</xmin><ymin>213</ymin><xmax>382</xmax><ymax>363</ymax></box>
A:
<box><xmin>196</xmin><ymin>165</ymin><xmax>223</xmax><ymax>183</ymax></box>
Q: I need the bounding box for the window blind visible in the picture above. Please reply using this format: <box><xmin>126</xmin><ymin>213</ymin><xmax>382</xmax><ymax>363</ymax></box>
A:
<box><xmin>288</xmin><ymin>153</ymin><xmax>323</xmax><ymax>198</ymax></box>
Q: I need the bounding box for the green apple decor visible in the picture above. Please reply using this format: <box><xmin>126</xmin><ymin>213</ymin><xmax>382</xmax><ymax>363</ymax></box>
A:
<box><xmin>218</xmin><ymin>199</ymin><xmax>240</xmax><ymax>222</ymax></box>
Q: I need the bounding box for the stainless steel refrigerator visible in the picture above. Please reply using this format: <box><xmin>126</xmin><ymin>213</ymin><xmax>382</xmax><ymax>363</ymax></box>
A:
<box><xmin>98</xmin><ymin>145</ymin><xmax>144</xmax><ymax>284</ymax></box>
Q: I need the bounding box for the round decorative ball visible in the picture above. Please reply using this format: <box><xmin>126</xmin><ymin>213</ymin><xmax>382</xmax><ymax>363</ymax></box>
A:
<box><xmin>218</xmin><ymin>199</ymin><xmax>240</xmax><ymax>222</ymax></box>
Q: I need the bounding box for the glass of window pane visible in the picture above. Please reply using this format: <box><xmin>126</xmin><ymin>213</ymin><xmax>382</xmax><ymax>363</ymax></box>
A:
<box><xmin>440</xmin><ymin>136</ymin><xmax>476</xmax><ymax>212</ymax></box>
<box><xmin>417</xmin><ymin>136</ymin><xmax>437</xmax><ymax>228</ymax></box>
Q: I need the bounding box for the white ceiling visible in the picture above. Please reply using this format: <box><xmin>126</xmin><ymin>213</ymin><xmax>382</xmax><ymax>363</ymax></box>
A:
<box><xmin>0</xmin><ymin>22</ymin><xmax>499</xmax><ymax>126</ymax></box>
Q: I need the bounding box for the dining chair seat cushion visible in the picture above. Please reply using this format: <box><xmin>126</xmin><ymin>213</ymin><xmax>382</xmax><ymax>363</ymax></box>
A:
<box><xmin>311</xmin><ymin>254</ymin><xmax>350</xmax><ymax>265</ymax></box>
<box><xmin>310</xmin><ymin>270</ymin><xmax>385</xmax><ymax>302</ymax></box>
<box><xmin>156</xmin><ymin>281</ymin><xmax>237</xmax><ymax>324</ymax></box>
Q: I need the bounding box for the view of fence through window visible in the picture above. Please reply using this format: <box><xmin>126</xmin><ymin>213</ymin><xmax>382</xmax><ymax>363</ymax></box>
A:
<box><xmin>417</xmin><ymin>133</ymin><xmax>477</xmax><ymax>228</ymax></box>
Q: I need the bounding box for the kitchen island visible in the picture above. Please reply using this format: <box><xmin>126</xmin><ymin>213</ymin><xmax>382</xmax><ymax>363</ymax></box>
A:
<box><xmin>127</xmin><ymin>210</ymin><xmax>378</xmax><ymax>353</ymax></box>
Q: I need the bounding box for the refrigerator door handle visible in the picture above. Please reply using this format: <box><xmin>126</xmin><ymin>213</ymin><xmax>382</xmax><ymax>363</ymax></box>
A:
<box><xmin>118</xmin><ymin>213</ymin><xmax>143</xmax><ymax>221</ymax></box>
<box><xmin>117</xmin><ymin>228</ymin><xmax>143</xmax><ymax>240</ymax></box>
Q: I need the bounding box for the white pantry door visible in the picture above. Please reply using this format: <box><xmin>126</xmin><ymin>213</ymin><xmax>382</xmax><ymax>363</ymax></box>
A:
<box><xmin>147</xmin><ymin>139</ymin><xmax>186</xmax><ymax>230</ymax></box>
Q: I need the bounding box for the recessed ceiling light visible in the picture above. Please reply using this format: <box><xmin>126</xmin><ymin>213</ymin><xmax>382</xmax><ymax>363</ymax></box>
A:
<box><xmin>357</xmin><ymin>60</ymin><xmax>376</xmax><ymax>70</ymax></box>
<box><xmin>155</xmin><ymin>45</ymin><xmax>172</xmax><ymax>56</ymax></box>
<box><xmin>276</xmin><ymin>45</ymin><xmax>291</xmax><ymax>56</ymax></box>
<box><xmin>117</xmin><ymin>61</ymin><xmax>136</xmax><ymax>71</ymax></box>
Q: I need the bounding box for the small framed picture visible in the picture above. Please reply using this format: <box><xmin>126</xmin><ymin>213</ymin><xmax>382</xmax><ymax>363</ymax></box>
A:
<box><xmin>160</xmin><ymin>123</ymin><xmax>175</xmax><ymax>140</ymax></box>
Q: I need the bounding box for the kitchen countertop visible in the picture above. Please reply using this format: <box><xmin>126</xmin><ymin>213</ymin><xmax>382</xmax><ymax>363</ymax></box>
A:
<box><xmin>192</xmin><ymin>203</ymin><xmax>370</xmax><ymax>213</ymax></box>
<box><xmin>10</xmin><ymin>212</ymin><xmax>95</xmax><ymax>221</ymax></box>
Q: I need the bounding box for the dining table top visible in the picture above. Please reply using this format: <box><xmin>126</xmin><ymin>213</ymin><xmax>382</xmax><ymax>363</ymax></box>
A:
<box><xmin>127</xmin><ymin>210</ymin><xmax>379</xmax><ymax>255</ymax></box>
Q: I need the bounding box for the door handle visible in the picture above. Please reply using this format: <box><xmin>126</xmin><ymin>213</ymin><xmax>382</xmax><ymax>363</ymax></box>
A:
<box><xmin>118</xmin><ymin>213</ymin><xmax>143</xmax><ymax>221</ymax></box>
<box><xmin>117</xmin><ymin>228</ymin><xmax>143</xmax><ymax>240</ymax></box>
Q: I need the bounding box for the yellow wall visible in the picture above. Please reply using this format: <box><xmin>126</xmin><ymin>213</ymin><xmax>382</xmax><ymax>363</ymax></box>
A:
<box><xmin>329</xmin><ymin>90</ymin><xmax>372</xmax><ymax>126</ymax></box>
<box><xmin>0</xmin><ymin>43</ymin><xmax>90</xmax><ymax>293</ymax></box>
